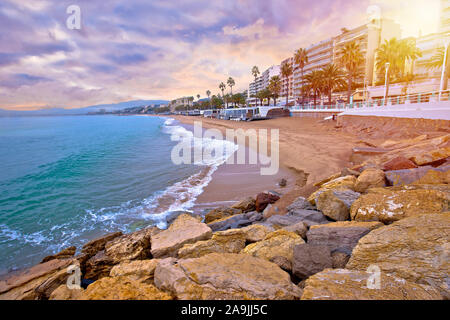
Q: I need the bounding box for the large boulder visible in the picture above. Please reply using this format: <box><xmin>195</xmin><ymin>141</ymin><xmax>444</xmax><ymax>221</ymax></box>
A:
<box><xmin>231</xmin><ymin>197</ymin><xmax>256</xmax><ymax>213</ymax></box>
<box><xmin>382</xmin><ymin>156</ymin><xmax>418</xmax><ymax>171</ymax></box>
<box><xmin>412</xmin><ymin>168</ymin><xmax>449</xmax><ymax>185</ymax></box>
<box><xmin>283</xmin><ymin>222</ymin><xmax>308</xmax><ymax>239</ymax></box>
<box><xmin>84</xmin><ymin>251</ymin><xmax>115</xmax><ymax>280</ymax></box>
<box><xmin>292</xmin><ymin>244</ymin><xmax>332</xmax><ymax>279</ymax></box>
<box><xmin>316</xmin><ymin>189</ymin><xmax>361</xmax><ymax>221</ymax></box>
<box><xmin>410</xmin><ymin>146</ymin><xmax>450</xmax><ymax>166</ymax></box>
<box><xmin>354</xmin><ymin>168</ymin><xmax>386</xmax><ymax>193</ymax></box>
<box><xmin>308</xmin><ymin>175</ymin><xmax>357</xmax><ymax>205</ymax></box>
<box><xmin>350</xmin><ymin>186</ymin><xmax>449</xmax><ymax>223</ymax></box>
<box><xmin>78</xmin><ymin>276</ymin><xmax>172</xmax><ymax>300</ymax></box>
<box><xmin>240</xmin><ymin>224</ymin><xmax>273</xmax><ymax>243</ymax></box>
<box><xmin>347</xmin><ymin>213</ymin><xmax>450</xmax><ymax>299</ymax></box>
<box><xmin>109</xmin><ymin>259</ymin><xmax>159</xmax><ymax>282</ymax></box>
<box><xmin>287</xmin><ymin>209</ymin><xmax>330</xmax><ymax>227</ymax></box>
<box><xmin>49</xmin><ymin>285</ymin><xmax>84</xmax><ymax>300</ymax></box>
<box><xmin>151</xmin><ymin>214</ymin><xmax>212</xmax><ymax>258</ymax></box>
<box><xmin>0</xmin><ymin>258</ymin><xmax>76</xmax><ymax>300</ymax></box>
<box><xmin>287</xmin><ymin>196</ymin><xmax>315</xmax><ymax>212</ymax></box>
<box><xmin>242</xmin><ymin>230</ymin><xmax>304</xmax><ymax>271</ymax></box>
<box><xmin>104</xmin><ymin>227</ymin><xmax>156</xmax><ymax>264</ymax></box>
<box><xmin>178</xmin><ymin>229</ymin><xmax>246</xmax><ymax>259</ymax></box>
<box><xmin>81</xmin><ymin>232</ymin><xmax>123</xmax><ymax>260</ymax></box>
<box><xmin>204</xmin><ymin>207</ymin><xmax>241</xmax><ymax>224</ymax></box>
<box><xmin>154</xmin><ymin>253</ymin><xmax>302</xmax><ymax>300</ymax></box>
<box><xmin>306</xmin><ymin>221</ymin><xmax>383</xmax><ymax>254</ymax></box>
<box><xmin>207</xmin><ymin>211</ymin><xmax>262</xmax><ymax>231</ymax></box>
<box><xmin>255</xmin><ymin>193</ymin><xmax>280</xmax><ymax>212</ymax></box>
<box><xmin>385</xmin><ymin>166</ymin><xmax>448</xmax><ymax>186</ymax></box>
<box><xmin>301</xmin><ymin>269</ymin><xmax>442</xmax><ymax>300</ymax></box>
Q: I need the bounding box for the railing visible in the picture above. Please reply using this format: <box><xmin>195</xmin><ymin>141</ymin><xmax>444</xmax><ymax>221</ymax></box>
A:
<box><xmin>290</xmin><ymin>90</ymin><xmax>450</xmax><ymax>111</ymax></box>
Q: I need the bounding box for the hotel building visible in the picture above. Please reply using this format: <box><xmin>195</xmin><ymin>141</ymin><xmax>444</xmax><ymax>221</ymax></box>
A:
<box><xmin>168</xmin><ymin>97</ymin><xmax>193</xmax><ymax>112</ymax></box>
<box><xmin>248</xmin><ymin>65</ymin><xmax>280</xmax><ymax>106</ymax></box>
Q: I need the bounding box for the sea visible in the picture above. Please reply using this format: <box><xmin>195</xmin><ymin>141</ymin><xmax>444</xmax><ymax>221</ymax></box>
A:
<box><xmin>0</xmin><ymin>115</ymin><xmax>237</xmax><ymax>274</ymax></box>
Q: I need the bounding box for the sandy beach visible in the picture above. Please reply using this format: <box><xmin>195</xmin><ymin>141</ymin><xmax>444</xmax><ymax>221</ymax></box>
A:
<box><xmin>171</xmin><ymin>115</ymin><xmax>365</xmax><ymax>215</ymax></box>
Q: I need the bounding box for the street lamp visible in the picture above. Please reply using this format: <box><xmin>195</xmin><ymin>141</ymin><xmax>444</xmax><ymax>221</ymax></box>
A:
<box><xmin>439</xmin><ymin>41</ymin><xmax>449</xmax><ymax>101</ymax></box>
<box><xmin>383</xmin><ymin>62</ymin><xmax>390</xmax><ymax>106</ymax></box>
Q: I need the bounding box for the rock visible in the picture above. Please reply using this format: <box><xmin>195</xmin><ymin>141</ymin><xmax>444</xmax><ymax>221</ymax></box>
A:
<box><xmin>41</xmin><ymin>246</ymin><xmax>77</xmax><ymax>263</ymax></box>
<box><xmin>165</xmin><ymin>211</ymin><xmax>198</xmax><ymax>225</ymax></box>
<box><xmin>410</xmin><ymin>147</ymin><xmax>450</xmax><ymax>166</ymax></box>
<box><xmin>49</xmin><ymin>285</ymin><xmax>84</xmax><ymax>300</ymax></box>
<box><xmin>109</xmin><ymin>260</ymin><xmax>159</xmax><ymax>282</ymax></box>
<box><xmin>301</xmin><ymin>269</ymin><xmax>442</xmax><ymax>300</ymax></box>
<box><xmin>104</xmin><ymin>227</ymin><xmax>156</xmax><ymax>264</ymax></box>
<box><xmin>0</xmin><ymin>258</ymin><xmax>76</xmax><ymax>300</ymax></box>
<box><xmin>154</xmin><ymin>253</ymin><xmax>302</xmax><ymax>300</ymax></box>
<box><xmin>308</xmin><ymin>175</ymin><xmax>357</xmax><ymax>205</ymax></box>
<box><xmin>351</xmin><ymin>147</ymin><xmax>390</xmax><ymax>164</ymax></box>
<box><xmin>412</xmin><ymin>168</ymin><xmax>450</xmax><ymax>185</ymax></box>
<box><xmin>84</xmin><ymin>251</ymin><xmax>115</xmax><ymax>280</ymax></box>
<box><xmin>242</xmin><ymin>230</ymin><xmax>304</xmax><ymax>271</ymax></box>
<box><xmin>382</xmin><ymin>156</ymin><xmax>418</xmax><ymax>171</ymax></box>
<box><xmin>354</xmin><ymin>168</ymin><xmax>386</xmax><ymax>193</ymax></box>
<box><xmin>292</xmin><ymin>244</ymin><xmax>332</xmax><ymax>279</ymax></box>
<box><xmin>385</xmin><ymin>166</ymin><xmax>447</xmax><ymax>186</ymax></box>
<box><xmin>204</xmin><ymin>207</ymin><xmax>242</xmax><ymax>224</ymax></box>
<box><xmin>287</xmin><ymin>209</ymin><xmax>330</xmax><ymax>227</ymax></box>
<box><xmin>350</xmin><ymin>186</ymin><xmax>449</xmax><ymax>223</ymax></box>
<box><xmin>316</xmin><ymin>189</ymin><xmax>361</xmax><ymax>221</ymax></box>
<box><xmin>283</xmin><ymin>222</ymin><xmax>308</xmax><ymax>239</ymax></box>
<box><xmin>313</xmin><ymin>172</ymin><xmax>341</xmax><ymax>188</ymax></box>
<box><xmin>286</xmin><ymin>196</ymin><xmax>315</xmax><ymax>212</ymax></box>
<box><xmin>151</xmin><ymin>214</ymin><xmax>212</xmax><ymax>258</ymax></box>
<box><xmin>78</xmin><ymin>276</ymin><xmax>172</xmax><ymax>300</ymax></box>
<box><xmin>178</xmin><ymin>229</ymin><xmax>246</xmax><ymax>258</ymax></box>
<box><xmin>264</xmin><ymin>214</ymin><xmax>307</xmax><ymax>229</ymax></box>
<box><xmin>240</xmin><ymin>224</ymin><xmax>273</xmax><ymax>242</ymax></box>
<box><xmin>347</xmin><ymin>213</ymin><xmax>450</xmax><ymax>299</ymax></box>
<box><xmin>255</xmin><ymin>193</ymin><xmax>280</xmax><ymax>212</ymax></box>
<box><xmin>295</xmin><ymin>170</ymin><xmax>310</xmax><ymax>187</ymax></box>
<box><xmin>231</xmin><ymin>197</ymin><xmax>256</xmax><ymax>213</ymax></box>
<box><xmin>207</xmin><ymin>211</ymin><xmax>263</xmax><ymax>231</ymax></box>
<box><xmin>307</xmin><ymin>221</ymin><xmax>383</xmax><ymax>253</ymax></box>
<box><xmin>81</xmin><ymin>232</ymin><xmax>123</xmax><ymax>259</ymax></box>
<box><xmin>279</xmin><ymin>178</ymin><xmax>287</xmax><ymax>187</ymax></box>
<box><xmin>331</xmin><ymin>250</ymin><xmax>350</xmax><ymax>268</ymax></box>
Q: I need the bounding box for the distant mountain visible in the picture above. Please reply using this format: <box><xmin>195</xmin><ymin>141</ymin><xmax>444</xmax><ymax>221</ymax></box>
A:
<box><xmin>0</xmin><ymin>100</ymin><xmax>169</xmax><ymax>116</ymax></box>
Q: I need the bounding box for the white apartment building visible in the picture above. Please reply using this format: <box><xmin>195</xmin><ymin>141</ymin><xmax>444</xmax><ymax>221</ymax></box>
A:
<box><xmin>248</xmin><ymin>65</ymin><xmax>280</xmax><ymax>106</ymax></box>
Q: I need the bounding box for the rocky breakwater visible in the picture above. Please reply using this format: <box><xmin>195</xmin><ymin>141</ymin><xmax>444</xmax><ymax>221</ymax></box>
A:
<box><xmin>1</xmin><ymin>133</ymin><xmax>448</xmax><ymax>300</ymax></box>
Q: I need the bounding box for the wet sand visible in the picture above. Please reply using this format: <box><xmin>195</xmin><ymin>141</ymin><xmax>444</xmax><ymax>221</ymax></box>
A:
<box><xmin>171</xmin><ymin>115</ymin><xmax>363</xmax><ymax>214</ymax></box>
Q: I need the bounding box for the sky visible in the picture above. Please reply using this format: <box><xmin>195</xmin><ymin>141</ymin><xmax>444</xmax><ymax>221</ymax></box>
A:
<box><xmin>0</xmin><ymin>0</ymin><xmax>442</xmax><ymax>110</ymax></box>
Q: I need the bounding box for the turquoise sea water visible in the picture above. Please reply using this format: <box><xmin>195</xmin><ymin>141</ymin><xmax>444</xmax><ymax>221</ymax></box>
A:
<box><xmin>0</xmin><ymin>115</ymin><xmax>235</xmax><ymax>274</ymax></box>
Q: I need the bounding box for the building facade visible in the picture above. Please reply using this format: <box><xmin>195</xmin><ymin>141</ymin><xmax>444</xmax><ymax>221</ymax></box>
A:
<box><xmin>168</xmin><ymin>97</ymin><xmax>193</xmax><ymax>112</ymax></box>
<box><xmin>248</xmin><ymin>65</ymin><xmax>280</xmax><ymax>106</ymax></box>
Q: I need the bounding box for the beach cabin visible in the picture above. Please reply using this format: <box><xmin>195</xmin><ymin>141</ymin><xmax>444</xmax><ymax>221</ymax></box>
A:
<box><xmin>218</xmin><ymin>106</ymin><xmax>289</xmax><ymax>121</ymax></box>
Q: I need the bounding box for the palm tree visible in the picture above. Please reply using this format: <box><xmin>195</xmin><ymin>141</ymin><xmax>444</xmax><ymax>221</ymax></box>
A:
<box><xmin>252</xmin><ymin>66</ymin><xmax>260</xmax><ymax>82</ymax></box>
<box><xmin>426</xmin><ymin>46</ymin><xmax>450</xmax><ymax>91</ymax></box>
<box><xmin>219</xmin><ymin>82</ymin><xmax>226</xmax><ymax>107</ymax></box>
<box><xmin>304</xmin><ymin>70</ymin><xmax>323</xmax><ymax>108</ymax></box>
<box><xmin>294</xmin><ymin>48</ymin><xmax>308</xmax><ymax>103</ymax></box>
<box><xmin>227</xmin><ymin>77</ymin><xmax>235</xmax><ymax>107</ymax></box>
<box><xmin>197</xmin><ymin>94</ymin><xmax>200</xmax><ymax>100</ymax></box>
<box><xmin>321</xmin><ymin>64</ymin><xmax>345</xmax><ymax>105</ymax></box>
<box><xmin>268</xmin><ymin>75</ymin><xmax>281</xmax><ymax>105</ymax></box>
<box><xmin>339</xmin><ymin>42</ymin><xmax>364</xmax><ymax>103</ymax></box>
<box><xmin>206</xmin><ymin>90</ymin><xmax>211</xmax><ymax>109</ymax></box>
<box><xmin>280</xmin><ymin>62</ymin><xmax>293</xmax><ymax>107</ymax></box>
<box><xmin>376</xmin><ymin>38</ymin><xmax>422</xmax><ymax>104</ymax></box>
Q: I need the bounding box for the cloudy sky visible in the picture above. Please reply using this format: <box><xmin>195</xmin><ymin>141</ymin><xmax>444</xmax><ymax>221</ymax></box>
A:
<box><xmin>0</xmin><ymin>0</ymin><xmax>441</xmax><ymax>110</ymax></box>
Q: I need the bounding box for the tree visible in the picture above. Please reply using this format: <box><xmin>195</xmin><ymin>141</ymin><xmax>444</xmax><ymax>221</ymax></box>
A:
<box><xmin>197</xmin><ymin>94</ymin><xmax>200</xmax><ymax>100</ymax></box>
<box><xmin>227</xmin><ymin>77</ymin><xmax>235</xmax><ymax>106</ymax></box>
<box><xmin>376</xmin><ymin>38</ymin><xmax>422</xmax><ymax>104</ymax></box>
<box><xmin>304</xmin><ymin>70</ymin><xmax>323</xmax><ymax>108</ymax></box>
<box><xmin>320</xmin><ymin>64</ymin><xmax>345</xmax><ymax>105</ymax></box>
<box><xmin>232</xmin><ymin>93</ymin><xmax>246</xmax><ymax>107</ymax></box>
<box><xmin>268</xmin><ymin>75</ymin><xmax>281</xmax><ymax>105</ymax></box>
<box><xmin>294</xmin><ymin>48</ymin><xmax>308</xmax><ymax>103</ymax></box>
<box><xmin>252</xmin><ymin>66</ymin><xmax>260</xmax><ymax>82</ymax></box>
<box><xmin>219</xmin><ymin>82</ymin><xmax>226</xmax><ymax>107</ymax></box>
<box><xmin>206</xmin><ymin>90</ymin><xmax>211</xmax><ymax>109</ymax></box>
<box><xmin>280</xmin><ymin>62</ymin><xmax>293</xmax><ymax>107</ymax></box>
<box><xmin>211</xmin><ymin>95</ymin><xmax>224</xmax><ymax>109</ymax></box>
<box><xmin>339</xmin><ymin>41</ymin><xmax>364</xmax><ymax>103</ymax></box>
<box><xmin>426</xmin><ymin>45</ymin><xmax>450</xmax><ymax>91</ymax></box>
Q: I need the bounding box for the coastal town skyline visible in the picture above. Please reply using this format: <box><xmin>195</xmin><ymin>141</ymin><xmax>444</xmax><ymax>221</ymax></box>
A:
<box><xmin>0</xmin><ymin>0</ymin><xmax>443</xmax><ymax>110</ymax></box>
